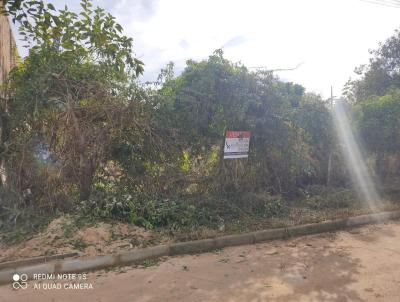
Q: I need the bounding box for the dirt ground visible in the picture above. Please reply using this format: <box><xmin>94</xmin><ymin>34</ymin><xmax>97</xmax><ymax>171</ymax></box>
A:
<box><xmin>0</xmin><ymin>216</ymin><xmax>157</xmax><ymax>261</ymax></box>
<box><xmin>1</xmin><ymin>220</ymin><xmax>400</xmax><ymax>302</ymax></box>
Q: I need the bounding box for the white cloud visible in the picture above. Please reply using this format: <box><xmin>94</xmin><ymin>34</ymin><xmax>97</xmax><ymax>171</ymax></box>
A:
<box><xmin>13</xmin><ymin>0</ymin><xmax>400</xmax><ymax>97</ymax></box>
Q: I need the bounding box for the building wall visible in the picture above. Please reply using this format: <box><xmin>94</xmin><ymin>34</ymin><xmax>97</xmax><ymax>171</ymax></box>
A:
<box><xmin>0</xmin><ymin>12</ymin><xmax>18</xmax><ymax>89</ymax></box>
<box><xmin>0</xmin><ymin>11</ymin><xmax>18</xmax><ymax>185</ymax></box>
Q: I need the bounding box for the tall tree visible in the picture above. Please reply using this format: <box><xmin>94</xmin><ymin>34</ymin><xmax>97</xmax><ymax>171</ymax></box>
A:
<box><xmin>345</xmin><ymin>28</ymin><xmax>400</xmax><ymax>103</ymax></box>
<box><xmin>156</xmin><ymin>50</ymin><xmax>330</xmax><ymax>194</ymax></box>
<box><xmin>2</xmin><ymin>0</ymin><xmax>144</xmax><ymax>200</ymax></box>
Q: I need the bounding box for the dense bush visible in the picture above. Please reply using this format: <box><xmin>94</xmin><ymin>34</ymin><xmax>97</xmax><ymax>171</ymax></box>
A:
<box><xmin>3</xmin><ymin>0</ymin><xmax>400</xmax><ymax>237</ymax></box>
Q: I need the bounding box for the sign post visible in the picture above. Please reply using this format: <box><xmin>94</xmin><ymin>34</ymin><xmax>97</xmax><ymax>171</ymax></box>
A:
<box><xmin>223</xmin><ymin>131</ymin><xmax>251</xmax><ymax>159</ymax></box>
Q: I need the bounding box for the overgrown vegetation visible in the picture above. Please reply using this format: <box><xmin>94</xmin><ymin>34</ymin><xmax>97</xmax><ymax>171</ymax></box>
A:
<box><xmin>1</xmin><ymin>0</ymin><xmax>400</xmax><ymax>243</ymax></box>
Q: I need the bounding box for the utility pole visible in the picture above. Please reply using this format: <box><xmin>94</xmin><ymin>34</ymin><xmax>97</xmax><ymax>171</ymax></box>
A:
<box><xmin>327</xmin><ymin>86</ymin><xmax>334</xmax><ymax>187</ymax></box>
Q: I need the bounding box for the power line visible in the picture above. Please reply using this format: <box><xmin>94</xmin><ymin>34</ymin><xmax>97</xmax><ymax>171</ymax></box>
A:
<box><xmin>381</xmin><ymin>0</ymin><xmax>400</xmax><ymax>5</ymax></box>
<box><xmin>366</xmin><ymin>0</ymin><xmax>400</xmax><ymax>6</ymax></box>
<box><xmin>360</xmin><ymin>0</ymin><xmax>397</xmax><ymax>8</ymax></box>
<box><xmin>360</xmin><ymin>0</ymin><xmax>400</xmax><ymax>8</ymax></box>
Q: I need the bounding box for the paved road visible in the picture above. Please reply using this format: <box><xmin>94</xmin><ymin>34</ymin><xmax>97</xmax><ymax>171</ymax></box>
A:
<box><xmin>1</xmin><ymin>221</ymin><xmax>400</xmax><ymax>301</ymax></box>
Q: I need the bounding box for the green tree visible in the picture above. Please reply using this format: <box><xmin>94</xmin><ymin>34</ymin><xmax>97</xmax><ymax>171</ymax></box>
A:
<box><xmin>2</xmin><ymin>0</ymin><xmax>144</xmax><ymax>201</ymax></box>
<box><xmin>357</xmin><ymin>90</ymin><xmax>400</xmax><ymax>179</ymax></box>
<box><xmin>156</xmin><ymin>50</ymin><xmax>327</xmax><ymax>194</ymax></box>
<box><xmin>293</xmin><ymin>93</ymin><xmax>334</xmax><ymax>184</ymax></box>
<box><xmin>345</xmin><ymin>27</ymin><xmax>400</xmax><ymax>181</ymax></box>
<box><xmin>345</xmin><ymin>28</ymin><xmax>400</xmax><ymax>103</ymax></box>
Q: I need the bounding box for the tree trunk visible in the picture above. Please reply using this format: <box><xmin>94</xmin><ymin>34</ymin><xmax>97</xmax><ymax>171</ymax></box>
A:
<box><xmin>376</xmin><ymin>154</ymin><xmax>386</xmax><ymax>182</ymax></box>
<box><xmin>327</xmin><ymin>152</ymin><xmax>332</xmax><ymax>187</ymax></box>
<box><xmin>79</xmin><ymin>156</ymin><xmax>95</xmax><ymax>201</ymax></box>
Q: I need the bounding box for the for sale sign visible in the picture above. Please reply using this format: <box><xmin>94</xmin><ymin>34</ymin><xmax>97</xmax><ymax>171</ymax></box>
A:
<box><xmin>224</xmin><ymin>131</ymin><xmax>251</xmax><ymax>159</ymax></box>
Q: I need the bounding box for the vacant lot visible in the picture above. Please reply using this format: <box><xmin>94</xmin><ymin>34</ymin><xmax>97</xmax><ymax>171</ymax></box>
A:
<box><xmin>2</xmin><ymin>221</ymin><xmax>400</xmax><ymax>301</ymax></box>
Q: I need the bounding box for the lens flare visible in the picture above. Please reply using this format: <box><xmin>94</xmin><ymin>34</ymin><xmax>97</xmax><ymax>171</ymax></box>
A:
<box><xmin>332</xmin><ymin>100</ymin><xmax>380</xmax><ymax>211</ymax></box>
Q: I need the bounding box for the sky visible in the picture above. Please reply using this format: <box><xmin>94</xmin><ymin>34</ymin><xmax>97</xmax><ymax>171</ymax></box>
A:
<box><xmin>11</xmin><ymin>0</ymin><xmax>400</xmax><ymax>98</ymax></box>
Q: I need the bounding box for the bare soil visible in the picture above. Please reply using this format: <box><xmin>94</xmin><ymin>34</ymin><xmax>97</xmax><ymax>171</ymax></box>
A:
<box><xmin>0</xmin><ymin>216</ymin><xmax>157</xmax><ymax>261</ymax></box>
<box><xmin>2</xmin><ymin>220</ymin><xmax>400</xmax><ymax>301</ymax></box>
<box><xmin>2</xmin><ymin>201</ymin><xmax>399</xmax><ymax>262</ymax></box>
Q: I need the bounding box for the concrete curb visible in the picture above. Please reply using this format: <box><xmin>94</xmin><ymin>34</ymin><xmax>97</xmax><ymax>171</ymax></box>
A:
<box><xmin>0</xmin><ymin>252</ymin><xmax>82</xmax><ymax>271</ymax></box>
<box><xmin>1</xmin><ymin>210</ymin><xmax>399</xmax><ymax>286</ymax></box>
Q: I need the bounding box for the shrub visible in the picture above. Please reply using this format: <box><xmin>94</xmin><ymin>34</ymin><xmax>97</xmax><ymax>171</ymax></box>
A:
<box><xmin>303</xmin><ymin>186</ymin><xmax>359</xmax><ymax>209</ymax></box>
<box><xmin>235</xmin><ymin>192</ymin><xmax>288</xmax><ymax>218</ymax></box>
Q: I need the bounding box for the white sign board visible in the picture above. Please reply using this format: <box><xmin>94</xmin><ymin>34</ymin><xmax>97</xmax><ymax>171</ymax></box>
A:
<box><xmin>224</xmin><ymin>131</ymin><xmax>251</xmax><ymax>159</ymax></box>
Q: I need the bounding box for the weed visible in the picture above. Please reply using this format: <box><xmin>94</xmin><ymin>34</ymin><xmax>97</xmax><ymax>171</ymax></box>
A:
<box><xmin>63</xmin><ymin>223</ymin><xmax>77</xmax><ymax>238</ymax></box>
<box><xmin>139</xmin><ymin>258</ymin><xmax>160</xmax><ymax>268</ymax></box>
<box><xmin>218</xmin><ymin>257</ymin><xmax>230</xmax><ymax>263</ymax></box>
<box><xmin>71</xmin><ymin>238</ymin><xmax>89</xmax><ymax>250</ymax></box>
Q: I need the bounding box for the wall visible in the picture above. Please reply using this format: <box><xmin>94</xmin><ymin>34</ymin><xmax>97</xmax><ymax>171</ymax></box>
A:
<box><xmin>0</xmin><ymin>12</ymin><xmax>18</xmax><ymax>89</ymax></box>
<box><xmin>0</xmin><ymin>11</ymin><xmax>17</xmax><ymax>185</ymax></box>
